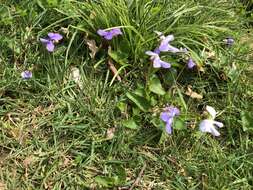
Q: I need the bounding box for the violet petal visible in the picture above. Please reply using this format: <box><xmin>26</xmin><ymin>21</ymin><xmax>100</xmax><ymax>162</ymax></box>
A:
<box><xmin>199</xmin><ymin>119</ymin><xmax>221</xmax><ymax>136</ymax></box>
<box><xmin>40</xmin><ymin>38</ymin><xmax>50</xmax><ymax>44</ymax></box>
<box><xmin>110</xmin><ymin>28</ymin><xmax>122</xmax><ymax>36</ymax></box>
<box><xmin>21</xmin><ymin>70</ymin><xmax>32</xmax><ymax>79</ymax></box>
<box><xmin>46</xmin><ymin>41</ymin><xmax>55</xmax><ymax>52</ymax></box>
<box><xmin>160</xmin><ymin>112</ymin><xmax>170</xmax><ymax>122</ymax></box>
<box><xmin>161</xmin><ymin>61</ymin><xmax>171</xmax><ymax>69</ymax></box>
<box><xmin>48</xmin><ymin>33</ymin><xmax>63</xmax><ymax>41</ymax></box>
<box><xmin>165</xmin><ymin>118</ymin><xmax>173</xmax><ymax>134</ymax></box>
<box><xmin>187</xmin><ymin>58</ymin><xmax>196</xmax><ymax>69</ymax></box>
<box><xmin>104</xmin><ymin>33</ymin><xmax>114</xmax><ymax>40</ymax></box>
<box><xmin>97</xmin><ymin>29</ymin><xmax>108</xmax><ymax>37</ymax></box>
<box><xmin>153</xmin><ymin>57</ymin><xmax>162</xmax><ymax>68</ymax></box>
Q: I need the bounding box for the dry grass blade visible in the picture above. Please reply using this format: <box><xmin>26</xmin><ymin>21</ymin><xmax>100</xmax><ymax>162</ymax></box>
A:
<box><xmin>84</xmin><ymin>37</ymin><xmax>99</xmax><ymax>59</ymax></box>
<box><xmin>106</xmin><ymin>127</ymin><xmax>116</xmax><ymax>139</ymax></box>
<box><xmin>0</xmin><ymin>182</ymin><xmax>6</xmax><ymax>190</ymax></box>
<box><xmin>70</xmin><ymin>67</ymin><xmax>83</xmax><ymax>88</ymax></box>
<box><xmin>129</xmin><ymin>163</ymin><xmax>146</xmax><ymax>190</ymax></box>
<box><xmin>185</xmin><ymin>85</ymin><xmax>203</xmax><ymax>99</ymax></box>
<box><xmin>108</xmin><ymin>58</ymin><xmax>122</xmax><ymax>82</ymax></box>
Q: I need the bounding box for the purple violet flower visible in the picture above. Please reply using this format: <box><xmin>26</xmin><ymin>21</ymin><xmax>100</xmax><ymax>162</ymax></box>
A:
<box><xmin>187</xmin><ymin>58</ymin><xmax>196</xmax><ymax>69</ymax></box>
<box><xmin>40</xmin><ymin>33</ymin><xmax>63</xmax><ymax>52</ymax></box>
<box><xmin>155</xmin><ymin>32</ymin><xmax>186</xmax><ymax>53</ymax></box>
<box><xmin>145</xmin><ymin>51</ymin><xmax>171</xmax><ymax>69</ymax></box>
<box><xmin>21</xmin><ymin>70</ymin><xmax>32</xmax><ymax>79</ymax></box>
<box><xmin>160</xmin><ymin>106</ymin><xmax>180</xmax><ymax>134</ymax></box>
<box><xmin>97</xmin><ymin>28</ymin><xmax>122</xmax><ymax>40</ymax></box>
<box><xmin>159</xmin><ymin>35</ymin><xmax>181</xmax><ymax>53</ymax></box>
<box><xmin>153</xmin><ymin>47</ymin><xmax>161</xmax><ymax>54</ymax></box>
<box><xmin>223</xmin><ymin>37</ymin><xmax>234</xmax><ymax>46</ymax></box>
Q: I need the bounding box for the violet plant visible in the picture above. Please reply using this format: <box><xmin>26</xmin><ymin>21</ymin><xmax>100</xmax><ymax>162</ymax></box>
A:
<box><xmin>97</xmin><ymin>28</ymin><xmax>122</xmax><ymax>40</ymax></box>
<box><xmin>187</xmin><ymin>58</ymin><xmax>196</xmax><ymax>69</ymax></box>
<box><xmin>21</xmin><ymin>70</ymin><xmax>32</xmax><ymax>79</ymax></box>
<box><xmin>224</xmin><ymin>37</ymin><xmax>234</xmax><ymax>46</ymax></box>
<box><xmin>199</xmin><ymin>105</ymin><xmax>224</xmax><ymax>136</ymax></box>
<box><xmin>40</xmin><ymin>33</ymin><xmax>63</xmax><ymax>52</ymax></box>
<box><xmin>145</xmin><ymin>51</ymin><xmax>171</xmax><ymax>69</ymax></box>
<box><xmin>160</xmin><ymin>106</ymin><xmax>180</xmax><ymax>134</ymax></box>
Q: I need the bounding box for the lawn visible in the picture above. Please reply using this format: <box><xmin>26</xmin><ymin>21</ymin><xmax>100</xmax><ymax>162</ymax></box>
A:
<box><xmin>0</xmin><ymin>0</ymin><xmax>253</xmax><ymax>189</ymax></box>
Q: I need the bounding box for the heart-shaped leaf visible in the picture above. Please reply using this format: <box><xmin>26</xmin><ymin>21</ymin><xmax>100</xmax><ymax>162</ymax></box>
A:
<box><xmin>126</xmin><ymin>92</ymin><xmax>151</xmax><ymax>112</ymax></box>
<box><xmin>149</xmin><ymin>75</ymin><xmax>165</xmax><ymax>95</ymax></box>
<box><xmin>122</xmin><ymin>118</ymin><xmax>138</xmax><ymax>129</ymax></box>
<box><xmin>173</xmin><ymin>118</ymin><xmax>186</xmax><ymax>130</ymax></box>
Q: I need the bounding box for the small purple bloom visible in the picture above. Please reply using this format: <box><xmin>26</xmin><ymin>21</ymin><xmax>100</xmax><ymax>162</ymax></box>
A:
<box><xmin>161</xmin><ymin>43</ymin><xmax>181</xmax><ymax>53</ymax></box>
<box><xmin>40</xmin><ymin>39</ymin><xmax>54</xmax><ymax>52</ymax></box>
<box><xmin>187</xmin><ymin>58</ymin><xmax>196</xmax><ymax>69</ymax></box>
<box><xmin>40</xmin><ymin>32</ymin><xmax>63</xmax><ymax>52</ymax></box>
<box><xmin>158</xmin><ymin>34</ymin><xmax>180</xmax><ymax>53</ymax></box>
<box><xmin>48</xmin><ymin>33</ymin><xmax>63</xmax><ymax>41</ymax></box>
<box><xmin>160</xmin><ymin>106</ymin><xmax>180</xmax><ymax>134</ymax></box>
<box><xmin>155</xmin><ymin>32</ymin><xmax>185</xmax><ymax>53</ymax></box>
<box><xmin>145</xmin><ymin>51</ymin><xmax>171</xmax><ymax>69</ymax></box>
<box><xmin>97</xmin><ymin>28</ymin><xmax>122</xmax><ymax>40</ymax></box>
<box><xmin>153</xmin><ymin>47</ymin><xmax>160</xmax><ymax>54</ymax></box>
<box><xmin>21</xmin><ymin>70</ymin><xmax>32</xmax><ymax>79</ymax></box>
<box><xmin>223</xmin><ymin>37</ymin><xmax>234</xmax><ymax>46</ymax></box>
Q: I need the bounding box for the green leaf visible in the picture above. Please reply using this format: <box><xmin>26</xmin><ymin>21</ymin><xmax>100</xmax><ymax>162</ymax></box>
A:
<box><xmin>46</xmin><ymin>0</ymin><xmax>58</xmax><ymax>6</ymax></box>
<box><xmin>164</xmin><ymin>68</ymin><xmax>177</xmax><ymax>85</ymax></box>
<box><xmin>159</xmin><ymin>131</ymin><xmax>167</xmax><ymax>144</ymax></box>
<box><xmin>114</xmin><ymin>166</ymin><xmax>127</xmax><ymax>184</ymax></box>
<box><xmin>132</xmin><ymin>107</ymin><xmax>141</xmax><ymax>116</ymax></box>
<box><xmin>241</xmin><ymin>111</ymin><xmax>253</xmax><ymax>132</ymax></box>
<box><xmin>117</xmin><ymin>102</ymin><xmax>127</xmax><ymax>112</ymax></box>
<box><xmin>150</xmin><ymin>117</ymin><xmax>163</xmax><ymax>128</ymax></box>
<box><xmin>94</xmin><ymin>166</ymin><xmax>126</xmax><ymax>187</ymax></box>
<box><xmin>122</xmin><ymin>118</ymin><xmax>138</xmax><ymax>129</ymax></box>
<box><xmin>95</xmin><ymin>176</ymin><xmax>115</xmax><ymax>188</ymax></box>
<box><xmin>134</xmin><ymin>83</ymin><xmax>146</xmax><ymax>97</ymax></box>
<box><xmin>149</xmin><ymin>75</ymin><xmax>165</xmax><ymax>95</ymax></box>
<box><xmin>108</xmin><ymin>49</ymin><xmax>128</xmax><ymax>65</ymax></box>
<box><xmin>150</xmin><ymin>96</ymin><xmax>158</xmax><ymax>106</ymax></box>
<box><xmin>173</xmin><ymin>118</ymin><xmax>186</xmax><ymax>130</ymax></box>
<box><xmin>151</xmin><ymin>7</ymin><xmax>162</xmax><ymax>14</ymax></box>
<box><xmin>176</xmin><ymin>87</ymin><xmax>187</xmax><ymax>111</ymax></box>
<box><xmin>126</xmin><ymin>92</ymin><xmax>151</xmax><ymax>112</ymax></box>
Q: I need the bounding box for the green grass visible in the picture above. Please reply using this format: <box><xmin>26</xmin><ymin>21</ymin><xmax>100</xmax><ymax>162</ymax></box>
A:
<box><xmin>0</xmin><ymin>0</ymin><xmax>253</xmax><ymax>189</ymax></box>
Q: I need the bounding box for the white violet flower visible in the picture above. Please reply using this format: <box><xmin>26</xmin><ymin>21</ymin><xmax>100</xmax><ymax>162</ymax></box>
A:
<box><xmin>199</xmin><ymin>105</ymin><xmax>224</xmax><ymax>136</ymax></box>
